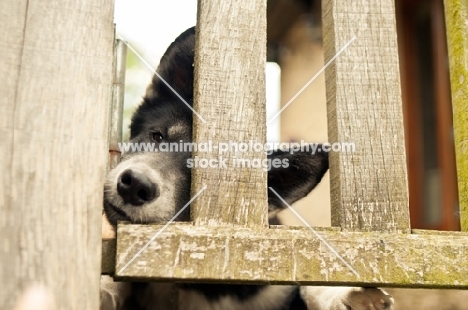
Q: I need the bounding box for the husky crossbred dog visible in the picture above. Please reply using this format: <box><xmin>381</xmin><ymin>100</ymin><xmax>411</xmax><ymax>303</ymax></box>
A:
<box><xmin>101</xmin><ymin>27</ymin><xmax>394</xmax><ymax>310</ymax></box>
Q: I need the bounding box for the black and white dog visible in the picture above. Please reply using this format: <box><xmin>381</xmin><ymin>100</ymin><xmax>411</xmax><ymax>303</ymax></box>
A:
<box><xmin>101</xmin><ymin>27</ymin><xmax>394</xmax><ymax>310</ymax></box>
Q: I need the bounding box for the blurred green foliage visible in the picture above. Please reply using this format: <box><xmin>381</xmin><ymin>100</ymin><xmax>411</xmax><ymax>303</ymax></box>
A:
<box><xmin>122</xmin><ymin>49</ymin><xmax>153</xmax><ymax>141</ymax></box>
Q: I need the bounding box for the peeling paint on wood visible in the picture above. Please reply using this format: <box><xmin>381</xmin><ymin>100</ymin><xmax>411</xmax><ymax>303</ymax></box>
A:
<box><xmin>105</xmin><ymin>0</ymin><xmax>468</xmax><ymax>291</ymax></box>
<box><xmin>114</xmin><ymin>224</ymin><xmax>468</xmax><ymax>288</ymax></box>
<box><xmin>322</xmin><ymin>0</ymin><xmax>410</xmax><ymax>232</ymax></box>
<box><xmin>191</xmin><ymin>0</ymin><xmax>268</xmax><ymax>228</ymax></box>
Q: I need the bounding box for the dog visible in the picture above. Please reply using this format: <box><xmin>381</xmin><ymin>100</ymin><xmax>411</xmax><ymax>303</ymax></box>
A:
<box><xmin>101</xmin><ymin>27</ymin><xmax>394</xmax><ymax>310</ymax></box>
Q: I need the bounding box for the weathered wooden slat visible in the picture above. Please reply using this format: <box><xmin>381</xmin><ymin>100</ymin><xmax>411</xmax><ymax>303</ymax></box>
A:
<box><xmin>108</xmin><ymin>39</ymin><xmax>127</xmax><ymax>170</ymax></box>
<box><xmin>191</xmin><ymin>0</ymin><xmax>268</xmax><ymax>228</ymax></box>
<box><xmin>322</xmin><ymin>0</ymin><xmax>410</xmax><ymax>232</ymax></box>
<box><xmin>115</xmin><ymin>224</ymin><xmax>468</xmax><ymax>288</ymax></box>
<box><xmin>444</xmin><ymin>0</ymin><xmax>468</xmax><ymax>231</ymax></box>
<box><xmin>102</xmin><ymin>239</ymin><xmax>117</xmax><ymax>275</ymax></box>
<box><xmin>0</xmin><ymin>1</ymin><xmax>114</xmax><ymax>308</ymax></box>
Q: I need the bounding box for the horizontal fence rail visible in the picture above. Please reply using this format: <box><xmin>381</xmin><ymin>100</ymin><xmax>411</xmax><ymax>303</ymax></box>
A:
<box><xmin>105</xmin><ymin>0</ymin><xmax>468</xmax><ymax>290</ymax></box>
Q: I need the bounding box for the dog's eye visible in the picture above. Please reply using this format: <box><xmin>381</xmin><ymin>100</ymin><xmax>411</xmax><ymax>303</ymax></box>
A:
<box><xmin>151</xmin><ymin>131</ymin><xmax>164</xmax><ymax>142</ymax></box>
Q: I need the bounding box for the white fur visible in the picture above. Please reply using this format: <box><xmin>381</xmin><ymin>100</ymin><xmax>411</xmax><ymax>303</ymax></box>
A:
<box><xmin>104</xmin><ymin>156</ymin><xmax>179</xmax><ymax>223</ymax></box>
<box><xmin>100</xmin><ymin>277</ymin><xmax>394</xmax><ymax>310</ymax></box>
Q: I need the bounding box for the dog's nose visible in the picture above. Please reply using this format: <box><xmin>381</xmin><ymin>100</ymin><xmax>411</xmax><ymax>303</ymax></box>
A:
<box><xmin>117</xmin><ymin>169</ymin><xmax>158</xmax><ymax>206</ymax></box>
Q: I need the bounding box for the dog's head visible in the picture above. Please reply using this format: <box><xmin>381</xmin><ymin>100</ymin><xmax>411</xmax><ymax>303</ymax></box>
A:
<box><xmin>103</xmin><ymin>27</ymin><xmax>328</xmax><ymax>226</ymax></box>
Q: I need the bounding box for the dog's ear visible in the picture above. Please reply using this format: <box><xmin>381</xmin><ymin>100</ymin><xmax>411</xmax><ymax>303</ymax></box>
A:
<box><xmin>267</xmin><ymin>146</ymin><xmax>328</xmax><ymax>211</ymax></box>
<box><xmin>130</xmin><ymin>27</ymin><xmax>195</xmax><ymax>139</ymax></box>
<box><xmin>145</xmin><ymin>26</ymin><xmax>196</xmax><ymax>103</ymax></box>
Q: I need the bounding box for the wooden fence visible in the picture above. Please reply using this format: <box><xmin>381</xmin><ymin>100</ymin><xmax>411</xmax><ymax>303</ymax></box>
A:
<box><xmin>0</xmin><ymin>0</ymin><xmax>114</xmax><ymax>309</ymax></box>
<box><xmin>110</xmin><ymin>0</ymin><xmax>468</xmax><ymax>288</ymax></box>
<box><xmin>2</xmin><ymin>0</ymin><xmax>468</xmax><ymax>309</ymax></box>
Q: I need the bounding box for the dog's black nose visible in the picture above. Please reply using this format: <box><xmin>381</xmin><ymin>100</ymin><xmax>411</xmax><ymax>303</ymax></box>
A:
<box><xmin>117</xmin><ymin>169</ymin><xmax>158</xmax><ymax>206</ymax></box>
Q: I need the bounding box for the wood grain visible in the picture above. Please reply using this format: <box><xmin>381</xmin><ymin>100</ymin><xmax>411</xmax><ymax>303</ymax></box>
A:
<box><xmin>108</xmin><ymin>0</ymin><xmax>468</xmax><ymax>291</ymax></box>
<box><xmin>115</xmin><ymin>223</ymin><xmax>468</xmax><ymax>288</ymax></box>
<box><xmin>0</xmin><ymin>1</ymin><xmax>114</xmax><ymax>308</ymax></box>
<box><xmin>108</xmin><ymin>39</ymin><xmax>127</xmax><ymax>170</ymax></box>
<box><xmin>322</xmin><ymin>0</ymin><xmax>410</xmax><ymax>232</ymax></box>
<box><xmin>444</xmin><ymin>0</ymin><xmax>468</xmax><ymax>231</ymax></box>
<box><xmin>191</xmin><ymin>0</ymin><xmax>268</xmax><ymax>228</ymax></box>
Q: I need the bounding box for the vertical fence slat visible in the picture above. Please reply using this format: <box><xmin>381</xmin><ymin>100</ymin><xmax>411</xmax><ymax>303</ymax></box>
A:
<box><xmin>108</xmin><ymin>39</ymin><xmax>127</xmax><ymax>170</ymax></box>
<box><xmin>0</xmin><ymin>1</ymin><xmax>114</xmax><ymax>308</ymax></box>
<box><xmin>322</xmin><ymin>0</ymin><xmax>410</xmax><ymax>232</ymax></box>
<box><xmin>191</xmin><ymin>0</ymin><xmax>268</xmax><ymax>228</ymax></box>
<box><xmin>444</xmin><ymin>0</ymin><xmax>468</xmax><ymax>232</ymax></box>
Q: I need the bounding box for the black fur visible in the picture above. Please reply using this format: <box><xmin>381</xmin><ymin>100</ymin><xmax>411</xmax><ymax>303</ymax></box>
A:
<box><xmin>103</xmin><ymin>26</ymin><xmax>329</xmax><ymax>310</ymax></box>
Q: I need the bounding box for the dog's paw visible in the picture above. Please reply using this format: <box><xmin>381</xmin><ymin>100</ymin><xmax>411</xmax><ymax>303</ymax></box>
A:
<box><xmin>302</xmin><ymin>286</ymin><xmax>394</xmax><ymax>310</ymax></box>
<box><xmin>337</xmin><ymin>287</ymin><xmax>393</xmax><ymax>310</ymax></box>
